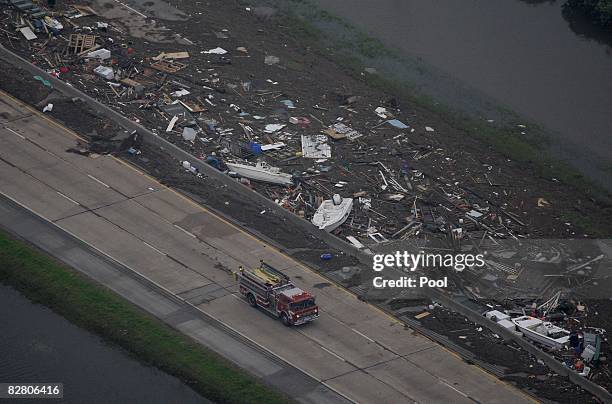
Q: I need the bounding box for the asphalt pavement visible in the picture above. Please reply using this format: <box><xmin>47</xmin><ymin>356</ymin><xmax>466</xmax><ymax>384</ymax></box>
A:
<box><xmin>0</xmin><ymin>90</ymin><xmax>532</xmax><ymax>403</ymax></box>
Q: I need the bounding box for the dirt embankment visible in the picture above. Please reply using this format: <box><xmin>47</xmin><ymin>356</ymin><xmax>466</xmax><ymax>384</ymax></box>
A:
<box><xmin>1</xmin><ymin>0</ymin><xmax>611</xmax><ymax>401</ymax></box>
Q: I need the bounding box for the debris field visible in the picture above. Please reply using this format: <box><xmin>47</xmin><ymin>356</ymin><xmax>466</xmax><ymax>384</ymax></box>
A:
<box><xmin>1</xmin><ymin>0</ymin><xmax>611</xmax><ymax>401</ymax></box>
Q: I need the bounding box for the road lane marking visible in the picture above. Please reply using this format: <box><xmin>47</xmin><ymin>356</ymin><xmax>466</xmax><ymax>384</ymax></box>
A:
<box><xmin>0</xmin><ymin>91</ymin><xmax>87</xmax><ymax>142</ymax></box>
<box><xmin>143</xmin><ymin>241</ymin><xmax>165</xmax><ymax>255</ymax></box>
<box><xmin>5</xmin><ymin>127</ymin><xmax>25</xmax><ymax>139</ymax></box>
<box><xmin>107</xmin><ymin>135</ymin><xmax>535</xmax><ymax>402</ymax></box>
<box><xmin>319</xmin><ymin>345</ymin><xmax>348</xmax><ymax>363</ymax></box>
<box><xmin>87</xmin><ymin>174</ymin><xmax>110</xmax><ymax>188</ymax></box>
<box><xmin>0</xmin><ymin>90</ymin><xmax>534</xmax><ymax>403</ymax></box>
<box><xmin>0</xmin><ymin>190</ymin><xmax>357</xmax><ymax>402</ymax></box>
<box><xmin>440</xmin><ymin>379</ymin><xmax>470</xmax><ymax>399</ymax></box>
<box><xmin>351</xmin><ymin>328</ymin><xmax>375</xmax><ymax>343</ymax></box>
<box><xmin>174</xmin><ymin>224</ymin><xmax>196</xmax><ymax>238</ymax></box>
<box><xmin>56</xmin><ymin>191</ymin><xmax>80</xmax><ymax>205</ymax></box>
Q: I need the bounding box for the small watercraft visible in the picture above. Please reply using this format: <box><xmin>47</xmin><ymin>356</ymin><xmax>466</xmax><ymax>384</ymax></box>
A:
<box><xmin>226</xmin><ymin>161</ymin><xmax>293</xmax><ymax>186</ymax></box>
<box><xmin>512</xmin><ymin>316</ymin><xmax>570</xmax><ymax>349</ymax></box>
<box><xmin>312</xmin><ymin>194</ymin><xmax>353</xmax><ymax>232</ymax></box>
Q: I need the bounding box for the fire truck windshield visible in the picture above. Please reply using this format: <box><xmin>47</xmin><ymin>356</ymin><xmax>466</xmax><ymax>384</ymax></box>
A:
<box><xmin>290</xmin><ymin>299</ymin><xmax>315</xmax><ymax>311</ymax></box>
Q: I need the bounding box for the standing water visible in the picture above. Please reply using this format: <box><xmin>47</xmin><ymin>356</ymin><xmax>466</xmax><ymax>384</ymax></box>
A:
<box><xmin>0</xmin><ymin>284</ymin><xmax>208</xmax><ymax>404</ymax></box>
<box><xmin>312</xmin><ymin>0</ymin><xmax>612</xmax><ymax>190</ymax></box>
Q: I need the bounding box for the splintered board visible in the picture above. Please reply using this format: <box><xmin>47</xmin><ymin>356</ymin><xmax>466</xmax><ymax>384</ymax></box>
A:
<box><xmin>150</xmin><ymin>60</ymin><xmax>187</xmax><ymax>73</ymax></box>
<box><xmin>72</xmin><ymin>5</ymin><xmax>97</xmax><ymax>16</ymax></box>
<box><xmin>66</xmin><ymin>34</ymin><xmax>97</xmax><ymax>54</ymax></box>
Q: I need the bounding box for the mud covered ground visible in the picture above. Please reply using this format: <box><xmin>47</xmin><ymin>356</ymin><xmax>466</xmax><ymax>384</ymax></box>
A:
<box><xmin>2</xmin><ymin>55</ymin><xmax>606</xmax><ymax>404</ymax></box>
<box><xmin>1</xmin><ymin>0</ymin><xmax>611</xmax><ymax>401</ymax></box>
<box><xmin>2</xmin><ymin>1</ymin><xmax>612</xmax><ymax>240</ymax></box>
<box><xmin>0</xmin><ymin>57</ymin><xmax>358</xmax><ymax>269</ymax></box>
<box><xmin>418</xmin><ymin>306</ymin><xmax>599</xmax><ymax>403</ymax></box>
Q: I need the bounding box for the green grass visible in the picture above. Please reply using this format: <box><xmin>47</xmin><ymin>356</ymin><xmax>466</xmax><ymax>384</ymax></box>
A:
<box><xmin>0</xmin><ymin>230</ymin><xmax>290</xmax><ymax>404</ymax></box>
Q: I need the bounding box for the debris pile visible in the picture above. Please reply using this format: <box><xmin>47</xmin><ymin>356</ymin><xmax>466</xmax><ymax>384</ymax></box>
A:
<box><xmin>2</xmin><ymin>0</ymin><xmax>609</xmax><ymax>299</ymax></box>
<box><xmin>0</xmin><ymin>0</ymin><xmax>585</xmax><ymax>252</ymax></box>
<box><xmin>1</xmin><ymin>0</ymin><xmax>611</xmax><ymax>399</ymax></box>
<box><xmin>482</xmin><ymin>294</ymin><xmax>611</xmax><ymax>393</ymax></box>
<box><xmin>402</xmin><ymin>300</ymin><xmax>606</xmax><ymax>402</ymax></box>
<box><xmin>1</xmin><ymin>0</ymin><xmax>609</xmax><ymax>272</ymax></box>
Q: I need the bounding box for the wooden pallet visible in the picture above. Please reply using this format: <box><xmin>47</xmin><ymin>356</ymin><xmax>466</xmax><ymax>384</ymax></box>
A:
<box><xmin>66</xmin><ymin>34</ymin><xmax>96</xmax><ymax>54</ymax></box>
<box><xmin>150</xmin><ymin>59</ymin><xmax>187</xmax><ymax>73</ymax></box>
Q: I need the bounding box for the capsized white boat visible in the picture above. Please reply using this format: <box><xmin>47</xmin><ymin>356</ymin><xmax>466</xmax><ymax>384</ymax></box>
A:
<box><xmin>226</xmin><ymin>161</ymin><xmax>293</xmax><ymax>186</ymax></box>
<box><xmin>312</xmin><ymin>194</ymin><xmax>353</xmax><ymax>232</ymax></box>
<box><xmin>512</xmin><ymin>316</ymin><xmax>570</xmax><ymax>349</ymax></box>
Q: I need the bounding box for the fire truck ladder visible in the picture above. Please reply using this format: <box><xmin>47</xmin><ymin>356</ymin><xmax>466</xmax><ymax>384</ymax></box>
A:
<box><xmin>249</xmin><ymin>260</ymin><xmax>290</xmax><ymax>287</ymax></box>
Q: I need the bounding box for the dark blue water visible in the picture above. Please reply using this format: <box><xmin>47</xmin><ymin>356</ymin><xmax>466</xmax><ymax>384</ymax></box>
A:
<box><xmin>0</xmin><ymin>284</ymin><xmax>208</xmax><ymax>404</ymax></box>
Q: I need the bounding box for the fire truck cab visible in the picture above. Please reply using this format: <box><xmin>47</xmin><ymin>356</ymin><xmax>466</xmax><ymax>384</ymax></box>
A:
<box><xmin>235</xmin><ymin>261</ymin><xmax>319</xmax><ymax>326</ymax></box>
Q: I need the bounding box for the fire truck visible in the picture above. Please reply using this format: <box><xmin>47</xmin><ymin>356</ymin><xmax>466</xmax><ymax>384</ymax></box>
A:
<box><xmin>235</xmin><ymin>260</ymin><xmax>319</xmax><ymax>326</ymax></box>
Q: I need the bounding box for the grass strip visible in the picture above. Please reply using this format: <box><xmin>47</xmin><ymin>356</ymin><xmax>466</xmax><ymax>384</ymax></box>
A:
<box><xmin>0</xmin><ymin>229</ymin><xmax>290</xmax><ymax>404</ymax></box>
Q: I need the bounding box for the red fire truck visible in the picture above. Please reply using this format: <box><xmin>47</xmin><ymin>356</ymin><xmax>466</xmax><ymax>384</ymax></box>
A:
<box><xmin>235</xmin><ymin>261</ymin><xmax>319</xmax><ymax>326</ymax></box>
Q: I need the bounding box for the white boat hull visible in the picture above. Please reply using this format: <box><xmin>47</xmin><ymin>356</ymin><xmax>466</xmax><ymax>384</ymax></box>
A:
<box><xmin>513</xmin><ymin>316</ymin><xmax>570</xmax><ymax>349</ymax></box>
<box><xmin>226</xmin><ymin>162</ymin><xmax>293</xmax><ymax>186</ymax></box>
<box><xmin>312</xmin><ymin>197</ymin><xmax>353</xmax><ymax>232</ymax></box>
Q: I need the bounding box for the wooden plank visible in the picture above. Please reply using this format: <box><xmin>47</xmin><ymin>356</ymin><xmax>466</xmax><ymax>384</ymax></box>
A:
<box><xmin>150</xmin><ymin>60</ymin><xmax>187</xmax><ymax>73</ymax></box>
<box><xmin>153</xmin><ymin>51</ymin><xmax>190</xmax><ymax>61</ymax></box>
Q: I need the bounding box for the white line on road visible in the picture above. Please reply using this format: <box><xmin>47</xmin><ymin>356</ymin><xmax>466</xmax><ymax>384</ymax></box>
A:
<box><xmin>440</xmin><ymin>379</ymin><xmax>469</xmax><ymax>398</ymax></box>
<box><xmin>0</xmin><ymin>182</ymin><xmax>358</xmax><ymax>404</ymax></box>
<box><xmin>87</xmin><ymin>174</ymin><xmax>110</xmax><ymax>188</ymax></box>
<box><xmin>5</xmin><ymin>127</ymin><xmax>25</xmax><ymax>139</ymax></box>
<box><xmin>174</xmin><ymin>224</ymin><xmax>196</xmax><ymax>238</ymax></box>
<box><xmin>351</xmin><ymin>328</ymin><xmax>375</xmax><ymax>343</ymax></box>
<box><xmin>319</xmin><ymin>345</ymin><xmax>348</xmax><ymax>363</ymax></box>
<box><xmin>56</xmin><ymin>191</ymin><xmax>80</xmax><ymax>205</ymax></box>
<box><xmin>143</xmin><ymin>241</ymin><xmax>166</xmax><ymax>255</ymax></box>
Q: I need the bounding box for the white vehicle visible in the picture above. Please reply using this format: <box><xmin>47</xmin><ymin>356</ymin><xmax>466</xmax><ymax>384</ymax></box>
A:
<box><xmin>512</xmin><ymin>316</ymin><xmax>570</xmax><ymax>349</ymax></box>
<box><xmin>312</xmin><ymin>194</ymin><xmax>353</xmax><ymax>232</ymax></box>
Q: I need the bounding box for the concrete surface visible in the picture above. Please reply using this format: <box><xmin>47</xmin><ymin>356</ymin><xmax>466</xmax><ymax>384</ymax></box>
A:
<box><xmin>0</xmin><ymin>194</ymin><xmax>343</xmax><ymax>404</ymax></box>
<box><xmin>0</xmin><ymin>91</ymin><xmax>533</xmax><ymax>403</ymax></box>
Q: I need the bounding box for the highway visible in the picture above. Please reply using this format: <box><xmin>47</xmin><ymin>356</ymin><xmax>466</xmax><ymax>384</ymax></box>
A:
<box><xmin>0</xmin><ymin>90</ymin><xmax>532</xmax><ymax>403</ymax></box>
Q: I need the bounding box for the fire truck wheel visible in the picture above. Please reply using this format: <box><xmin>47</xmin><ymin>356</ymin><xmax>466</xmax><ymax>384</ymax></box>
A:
<box><xmin>281</xmin><ymin>313</ymin><xmax>291</xmax><ymax>326</ymax></box>
<box><xmin>247</xmin><ymin>293</ymin><xmax>257</xmax><ymax>307</ymax></box>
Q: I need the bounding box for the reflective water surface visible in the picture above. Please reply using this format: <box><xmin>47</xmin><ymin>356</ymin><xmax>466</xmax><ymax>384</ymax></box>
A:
<box><xmin>313</xmin><ymin>0</ymin><xmax>612</xmax><ymax>188</ymax></box>
<box><xmin>0</xmin><ymin>284</ymin><xmax>206</xmax><ymax>404</ymax></box>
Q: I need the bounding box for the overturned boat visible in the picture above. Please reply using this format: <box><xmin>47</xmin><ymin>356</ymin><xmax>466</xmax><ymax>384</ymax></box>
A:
<box><xmin>226</xmin><ymin>161</ymin><xmax>293</xmax><ymax>186</ymax></box>
<box><xmin>512</xmin><ymin>316</ymin><xmax>570</xmax><ymax>350</ymax></box>
<box><xmin>312</xmin><ymin>194</ymin><xmax>353</xmax><ymax>232</ymax></box>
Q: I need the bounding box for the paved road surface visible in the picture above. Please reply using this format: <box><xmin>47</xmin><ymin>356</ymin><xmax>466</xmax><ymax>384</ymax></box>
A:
<box><xmin>0</xmin><ymin>91</ymin><xmax>532</xmax><ymax>403</ymax></box>
<box><xmin>0</xmin><ymin>193</ymin><xmax>344</xmax><ymax>404</ymax></box>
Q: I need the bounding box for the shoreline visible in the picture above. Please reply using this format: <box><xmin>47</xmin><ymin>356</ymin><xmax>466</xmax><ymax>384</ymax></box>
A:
<box><xmin>0</xmin><ymin>0</ymin><xmax>611</xmax><ymax>401</ymax></box>
<box><xmin>262</xmin><ymin>0</ymin><xmax>612</xmax><ymax>234</ymax></box>
<box><xmin>268</xmin><ymin>0</ymin><xmax>612</xmax><ymax>197</ymax></box>
<box><xmin>0</xmin><ymin>229</ymin><xmax>289</xmax><ymax>404</ymax></box>
<box><xmin>2</xmin><ymin>0</ymin><xmax>610</xmax><ymax>236</ymax></box>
